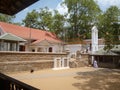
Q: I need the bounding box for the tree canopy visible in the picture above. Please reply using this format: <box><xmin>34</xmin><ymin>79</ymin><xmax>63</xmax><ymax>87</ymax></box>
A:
<box><xmin>22</xmin><ymin>7</ymin><xmax>66</xmax><ymax>38</ymax></box>
<box><xmin>98</xmin><ymin>6</ymin><xmax>120</xmax><ymax>52</ymax></box>
<box><xmin>63</xmin><ymin>0</ymin><xmax>101</xmax><ymax>41</ymax></box>
<box><xmin>0</xmin><ymin>13</ymin><xmax>15</xmax><ymax>23</ymax></box>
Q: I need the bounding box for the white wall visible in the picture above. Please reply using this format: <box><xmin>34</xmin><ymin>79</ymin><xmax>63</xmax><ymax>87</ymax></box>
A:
<box><xmin>64</xmin><ymin>44</ymin><xmax>82</xmax><ymax>57</ymax></box>
<box><xmin>53</xmin><ymin>44</ymin><xmax>64</xmax><ymax>53</ymax></box>
<box><xmin>29</xmin><ymin>43</ymin><xmax>64</xmax><ymax>53</ymax></box>
<box><xmin>64</xmin><ymin>44</ymin><xmax>105</xmax><ymax>58</ymax></box>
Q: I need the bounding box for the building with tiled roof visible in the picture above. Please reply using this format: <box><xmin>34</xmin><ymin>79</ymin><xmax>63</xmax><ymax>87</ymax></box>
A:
<box><xmin>0</xmin><ymin>21</ymin><xmax>64</xmax><ymax>52</ymax></box>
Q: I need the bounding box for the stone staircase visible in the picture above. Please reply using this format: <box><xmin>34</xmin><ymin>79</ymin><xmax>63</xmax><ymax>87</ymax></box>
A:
<box><xmin>69</xmin><ymin>58</ymin><xmax>89</xmax><ymax>68</ymax></box>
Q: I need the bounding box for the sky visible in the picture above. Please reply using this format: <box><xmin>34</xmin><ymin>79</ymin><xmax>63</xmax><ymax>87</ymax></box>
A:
<box><xmin>14</xmin><ymin>0</ymin><xmax>120</xmax><ymax>23</ymax></box>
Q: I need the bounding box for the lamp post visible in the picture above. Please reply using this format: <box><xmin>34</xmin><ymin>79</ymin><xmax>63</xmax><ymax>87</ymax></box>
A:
<box><xmin>28</xmin><ymin>19</ymin><xmax>32</xmax><ymax>52</ymax></box>
<box><xmin>28</xmin><ymin>27</ymin><xmax>31</xmax><ymax>51</ymax></box>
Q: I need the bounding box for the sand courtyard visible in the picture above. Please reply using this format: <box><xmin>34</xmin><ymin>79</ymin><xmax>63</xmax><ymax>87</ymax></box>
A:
<box><xmin>8</xmin><ymin>67</ymin><xmax>120</xmax><ymax>90</ymax></box>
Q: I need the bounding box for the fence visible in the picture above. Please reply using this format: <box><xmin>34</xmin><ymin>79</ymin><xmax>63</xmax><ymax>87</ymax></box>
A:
<box><xmin>0</xmin><ymin>73</ymin><xmax>39</xmax><ymax>90</ymax></box>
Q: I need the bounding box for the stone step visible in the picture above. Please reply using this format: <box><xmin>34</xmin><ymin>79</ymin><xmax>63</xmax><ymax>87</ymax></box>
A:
<box><xmin>69</xmin><ymin>58</ymin><xmax>89</xmax><ymax>68</ymax></box>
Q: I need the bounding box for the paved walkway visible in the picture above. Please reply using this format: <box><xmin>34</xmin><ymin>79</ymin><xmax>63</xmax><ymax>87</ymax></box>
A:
<box><xmin>8</xmin><ymin>67</ymin><xmax>120</xmax><ymax>90</ymax></box>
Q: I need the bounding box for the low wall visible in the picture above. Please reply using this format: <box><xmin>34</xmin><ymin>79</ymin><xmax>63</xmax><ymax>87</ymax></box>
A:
<box><xmin>0</xmin><ymin>52</ymin><xmax>67</xmax><ymax>73</ymax></box>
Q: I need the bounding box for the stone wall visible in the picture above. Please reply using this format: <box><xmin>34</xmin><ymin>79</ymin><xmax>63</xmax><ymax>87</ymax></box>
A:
<box><xmin>0</xmin><ymin>52</ymin><xmax>67</xmax><ymax>73</ymax></box>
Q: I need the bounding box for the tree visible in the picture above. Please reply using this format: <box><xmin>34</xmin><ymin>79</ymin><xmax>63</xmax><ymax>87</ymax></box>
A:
<box><xmin>37</xmin><ymin>7</ymin><xmax>53</xmax><ymax>30</ymax></box>
<box><xmin>22</xmin><ymin>7</ymin><xmax>53</xmax><ymax>30</ymax></box>
<box><xmin>64</xmin><ymin>0</ymin><xmax>101</xmax><ymax>41</ymax></box>
<box><xmin>50</xmin><ymin>10</ymin><xmax>66</xmax><ymax>38</ymax></box>
<box><xmin>22</xmin><ymin>7</ymin><xmax>66</xmax><ymax>39</ymax></box>
<box><xmin>22</xmin><ymin>10</ymin><xmax>39</xmax><ymax>28</ymax></box>
<box><xmin>98</xmin><ymin>6</ymin><xmax>120</xmax><ymax>52</ymax></box>
<box><xmin>0</xmin><ymin>13</ymin><xmax>15</xmax><ymax>23</ymax></box>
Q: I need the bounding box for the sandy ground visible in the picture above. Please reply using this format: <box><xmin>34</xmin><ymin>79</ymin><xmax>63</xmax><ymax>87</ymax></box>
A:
<box><xmin>8</xmin><ymin>67</ymin><xmax>120</xmax><ymax>90</ymax></box>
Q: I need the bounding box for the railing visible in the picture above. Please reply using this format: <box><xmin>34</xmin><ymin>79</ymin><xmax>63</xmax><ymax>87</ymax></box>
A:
<box><xmin>0</xmin><ymin>73</ymin><xmax>39</xmax><ymax>90</ymax></box>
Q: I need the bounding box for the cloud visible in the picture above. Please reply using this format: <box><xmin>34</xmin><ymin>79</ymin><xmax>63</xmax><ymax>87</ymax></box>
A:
<box><xmin>95</xmin><ymin>0</ymin><xmax>120</xmax><ymax>11</ymax></box>
<box><xmin>56</xmin><ymin>0</ymin><xmax>68</xmax><ymax>15</ymax></box>
<box><xmin>56</xmin><ymin>0</ymin><xmax>120</xmax><ymax>14</ymax></box>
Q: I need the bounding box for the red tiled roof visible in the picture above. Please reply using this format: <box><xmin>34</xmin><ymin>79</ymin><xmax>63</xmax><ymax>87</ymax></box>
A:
<box><xmin>0</xmin><ymin>22</ymin><xmax>62</xmax><ymax>44</ymax></box>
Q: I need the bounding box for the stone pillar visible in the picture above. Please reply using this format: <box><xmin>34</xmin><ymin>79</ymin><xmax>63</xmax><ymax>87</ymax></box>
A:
<box><xmin>17</xmin><ymin>42</ymin><xmax>19</xmax><ymax>51</ymax></box>
<box><xmin>53</xmin><ymin>57</ymin><xmax>61</xmax><ymax>69</ymax></box>
<box><xmin>67</xmin><ymin>57</ymin><xmax>69</xmax><ymax>67</ymax></box>
<box><xmin>62</xmin><ymin>58</ymin><xmax>64</xmax><ymax>67</ymax></box>
<box><xmin>62</xmin><ymin>57</ymin><xmax>69</xmax><ymax>68</ymax></box>
<box><xmin>35</xmin><ymin>47</ymin><xmax>38</xmax><ymax>52</ymax></box>
<box><xmin>1</xmin><ymin>40</ymin><xmax>4</xmax><ymax>51</ymax></box>
<box><xmin>54</xmin><ymin>58</ymin><xmax>57</xmax><ymax>68</ymax></box>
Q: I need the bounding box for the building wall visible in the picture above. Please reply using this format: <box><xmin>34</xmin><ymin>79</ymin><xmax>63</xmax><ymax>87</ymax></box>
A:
<box><xmin>30</xmin><ymin>43</ymin><xmax>64</xmax><ymax>53</ymax></box>
<box><xmin>53</xmin><ymin>44</ymin><xmax>64</xmax><ymax>53</ymax></box>
<box><xmin>0</xmin><ymin>52</ymin><xmax>67</xmax><ymax>73</ymax></box>
<box><xmin>65</xmin><ymin>44</ymin><xmax>82</xmax><ymax>58</ymax></box>
<box><xmin>64</xmin><ymin>44</ymin><xmax>105</xmax><ymax>58</ymax></box>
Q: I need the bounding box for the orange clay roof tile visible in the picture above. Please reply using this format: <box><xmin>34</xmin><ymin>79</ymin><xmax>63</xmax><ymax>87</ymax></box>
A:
<box><xmin>0</xmin><ymin>21</ymin><xmax>62</xmax><ymax>44</ymax></box>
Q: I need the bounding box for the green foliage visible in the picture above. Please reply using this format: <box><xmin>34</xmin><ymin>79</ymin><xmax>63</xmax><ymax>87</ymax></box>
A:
<box><xmin>22</xmin><ymin>7</ymin><xmax>65</xmax><ymax>39</ymax></box>
<box><xmin>64</xmin><ymin>0</ymin><xmax>101</xmax><ymax>40</ymax></box>
<box><xmin>0</xmin><ymin>13</ymin><xmax>15</xmax><ymax>23</ymax></box>
<box><xmin>50</xmin><ymin>10</ymin><xmax>65</xmax><ymax>36</ymax></box>
<box><xmin>98</xmin><ymin>6</ymin><xmax>120</xmax><ymax>51</ymax></box>
<box><xmin>22</xmin><ymin>7</ymin><xmax>53</xmax><ymax>29</ymax></box>
<box><xmin>37</xmin><ymin>7</ymin><xmax>53</xmax><ymax>30</ymax></box>
<box><xmin>22</xmin><ymin>10</ymin><xmax>39</xmax><ymax>28</ymax></box>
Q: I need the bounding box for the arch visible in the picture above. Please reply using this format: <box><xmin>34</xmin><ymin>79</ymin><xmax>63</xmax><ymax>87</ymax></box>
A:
<box><xmin>49</xmin><ymin>47</ymin><xmax>52</xmax><ymax>52</ymax></box>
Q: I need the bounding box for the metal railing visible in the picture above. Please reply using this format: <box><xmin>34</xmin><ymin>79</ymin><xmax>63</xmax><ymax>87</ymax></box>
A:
<box><xmin>0</xmin><ymin>73</ymin><xmax>39</xmax><ymax>90</ymax></box>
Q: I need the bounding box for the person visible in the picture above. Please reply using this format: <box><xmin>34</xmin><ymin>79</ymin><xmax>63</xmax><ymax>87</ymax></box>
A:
<box><xmin>93</xmin><ymin>60</ymin><xmax>98</xmax><ymax>68</ymax></box>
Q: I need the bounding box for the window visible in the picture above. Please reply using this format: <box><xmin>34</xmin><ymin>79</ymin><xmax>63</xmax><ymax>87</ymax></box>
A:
<box><xmin>19</xmin><ymin>45</ymin><xmax>25</xmax><ymax>51</ymax></box>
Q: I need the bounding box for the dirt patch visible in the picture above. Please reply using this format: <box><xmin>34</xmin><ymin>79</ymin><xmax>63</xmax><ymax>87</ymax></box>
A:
<box><xmin>8</xmin><ymin>67</ymin><xmax>120</xmax><ymax>90</ymax></box>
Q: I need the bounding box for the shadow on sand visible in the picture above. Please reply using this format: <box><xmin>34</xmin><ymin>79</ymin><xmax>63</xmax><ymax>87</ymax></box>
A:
<box><xmin>73</xmin><ymin>68</ymin><xmax>120</xmax><ymax>90</ymax></box>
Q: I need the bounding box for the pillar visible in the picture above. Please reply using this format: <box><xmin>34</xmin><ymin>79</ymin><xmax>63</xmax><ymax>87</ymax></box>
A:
<box><xmin>62</xmin><ymin>58</ymin><xmax>64</xmax><ymax>67</ymax></box>
<box><xmin>53</xmin><ymin>57</ymin><xmax>61</xmax><ymax>69</ymax></box>
<box><xmin>17</xmin><ymin>42</ymin><xmax>19</xmax><ymax>51</ymax></box>
<box><xmin>1</xmin><ymin>40</ymin><xmax>4</xmax><ymax>51</ymax></box>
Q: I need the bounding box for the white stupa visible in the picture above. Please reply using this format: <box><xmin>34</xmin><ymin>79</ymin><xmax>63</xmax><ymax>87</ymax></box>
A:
<box><xmin>91</xmin><ymin>25</ymin><xmax>98</xmax><ymax>53</ymax></box>
<box><xmin>91</xmin><ymin>25</ymin><xmax>99</xmax><ymax>64</ymax></box>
